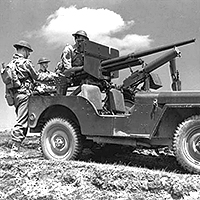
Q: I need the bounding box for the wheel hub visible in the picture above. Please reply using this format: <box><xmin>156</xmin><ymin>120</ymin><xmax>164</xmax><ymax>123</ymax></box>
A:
<box><xmin>53</xmin><ymin>135</ymin><xmax>66</xmax><ymax>150</ymax></box>
<box><xmin>195</xmin><ymin>140</ymin><xmax>200</xmax><ymax>153</ymax></box>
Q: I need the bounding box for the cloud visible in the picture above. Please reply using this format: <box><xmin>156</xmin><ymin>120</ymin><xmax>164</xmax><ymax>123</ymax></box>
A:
<box><xmin>34</xmin><ymin>6</ymin><xmax>152</xmax><ymax>54</ymax></box>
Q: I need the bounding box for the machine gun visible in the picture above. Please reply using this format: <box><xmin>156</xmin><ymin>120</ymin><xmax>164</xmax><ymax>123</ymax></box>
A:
<box><xmin>63</xmin><ymin>38</ymin><xmax>195</xmax><ymax>97</ymax></box>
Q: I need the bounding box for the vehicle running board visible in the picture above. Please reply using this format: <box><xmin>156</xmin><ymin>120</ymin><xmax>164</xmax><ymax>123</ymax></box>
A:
<box><xmin>87</xmin><ymin>136</ymin><xmax>151</xmax><ymax>148</ymax></box>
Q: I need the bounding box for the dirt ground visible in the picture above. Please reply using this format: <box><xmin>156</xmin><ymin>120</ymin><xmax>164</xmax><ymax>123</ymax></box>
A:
<box><xmin>1</xmin><ymin>131</ymin><xmax>198</xmax><ymax>200</ymax></box>
<box><xmin>0</xmin><ymin>131</ymin><xmax>182</xmax><ymax>171</ymax></box>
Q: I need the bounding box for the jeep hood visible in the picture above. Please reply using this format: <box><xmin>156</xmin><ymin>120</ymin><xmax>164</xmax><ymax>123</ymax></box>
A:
<box><xmin>135</xmin><ymin>91</ymin><xmax>200</xmax><ymax>104</ymax></box>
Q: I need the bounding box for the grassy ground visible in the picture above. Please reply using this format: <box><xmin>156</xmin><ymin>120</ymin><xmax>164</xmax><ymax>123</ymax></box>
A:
<box><xmin>1</xmin><ymin>131</ymin><xmax>200</xmax><ymax>200</ymax></box>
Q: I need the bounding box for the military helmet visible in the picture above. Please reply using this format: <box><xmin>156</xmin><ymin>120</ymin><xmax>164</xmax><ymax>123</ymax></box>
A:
<box><xmin>72</xmin><ymin>30</ymin><xmax>89</xmax><ymax>40</ymax></box>
<box><xmin>37</xmin><ymin>57</ymin><xmax>50</xmax><ymax>64</ymax></box>
<box><xmin>13</xmin><ymin>40</ymin><xmax>33</xmax><ymax>52</ymax></box>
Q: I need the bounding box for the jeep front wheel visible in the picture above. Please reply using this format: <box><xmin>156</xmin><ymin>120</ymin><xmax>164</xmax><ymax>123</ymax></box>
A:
<box><xmin>173</xmin><ymin>115</ymin><xmax>200</xmax><ymax>173</ymax></box>
<box><xmin>41</xmin><ymin>118</ymin><xmax>82</xmax><ymax>161</ymax></box>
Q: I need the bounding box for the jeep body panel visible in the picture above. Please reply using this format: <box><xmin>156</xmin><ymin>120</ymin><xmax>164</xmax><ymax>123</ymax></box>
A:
<box><xmin>28</xmin><ymin>94</ymin><xmax>157</xmax><ymax>138</ymax></box>
<box><xmin>136</xmin><ymin>91</ymin><xmax>200</xmax><ymax>141</ymax></box>
<box><xmin>29</xmin><ymin>91</ymin><xmax>200</xmax><ymax>142</ymax></box>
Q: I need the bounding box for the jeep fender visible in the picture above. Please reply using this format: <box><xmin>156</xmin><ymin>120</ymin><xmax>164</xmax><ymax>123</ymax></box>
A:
<box><xmin>151</xmin><ymin>103</ymin><xmax>200</xmax><ymax>140</ymax></box>
<box><xmin>28</xmin><ymin>95</ymin><xmax>113</xmax><ymax>136</ymax></box>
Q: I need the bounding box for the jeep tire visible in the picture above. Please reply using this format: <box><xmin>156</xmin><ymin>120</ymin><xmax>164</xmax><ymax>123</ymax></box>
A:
<box><xmin>41</xmin><ymin>117</ymin><xmax>82</xmax><ymax>161</ymax></box>
<box><xmin>173</xmin><ymin>115</ymin><xmax>200</xmax><ymax>173</ymax></box>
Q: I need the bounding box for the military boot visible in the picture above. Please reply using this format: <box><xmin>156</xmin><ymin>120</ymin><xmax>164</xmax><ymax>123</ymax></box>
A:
<box><xmin>9</xmin><ymin>141</ymin><xmax>23</xmax><ymax>158</ymax></box>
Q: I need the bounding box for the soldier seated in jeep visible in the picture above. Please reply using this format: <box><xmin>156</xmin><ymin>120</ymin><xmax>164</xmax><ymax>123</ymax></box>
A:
<box><xmin>55</xmin><ymin>30</ymin><xmax>89</xmax><ymax>95</ymax></box>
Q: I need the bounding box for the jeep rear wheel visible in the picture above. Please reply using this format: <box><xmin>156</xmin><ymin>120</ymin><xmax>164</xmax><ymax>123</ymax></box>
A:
<box><xmin>41</xmin><ymin>118</ymin><xmax>82</xmax><ymax>161</ymax></box>
<box><xmin>173</xmin><ymin>115</ymin><xmax>200</xmax><ymax>173</ymax></box>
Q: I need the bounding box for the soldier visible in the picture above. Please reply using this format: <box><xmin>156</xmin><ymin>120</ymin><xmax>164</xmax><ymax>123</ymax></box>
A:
<box><xmin>8</xmin><ymin>40</ymin><xmax>55</xmax><ymax>154</ymax></box>
<box><xmin>55</xmin><ymin>30</ymin><xmax>89</xmax><ymax>94</ymax></box>
<box><xmin>38</xmin><ymin>57</ymin><xmax>51</xmax><ymax>76</ymax></box>
<box><xmin>37</xmin><ymin>57</ymin><xmax>57</xmax><ymax>84</ymax></box>
<box><xmin>35</xmin><ymin>57</ymin><xmax>58</xmax><ymax>94</ymax></box>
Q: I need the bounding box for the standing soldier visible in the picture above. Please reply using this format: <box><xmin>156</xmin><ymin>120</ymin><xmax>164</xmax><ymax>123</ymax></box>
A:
<box><xmin>55</xmin><ymin>30</ymin><xmax>89</xmax><ymax>95</ymax></box>
<box><xmin>8</xmin><ymin>40</ymin><xmax>55</xmax><ymax>155</ymax></box>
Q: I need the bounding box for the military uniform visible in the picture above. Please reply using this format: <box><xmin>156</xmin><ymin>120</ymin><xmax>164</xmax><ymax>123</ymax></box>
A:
<box><xmin>10</xmin><ymin>45</ymin><xmax>55</xmax><ymax>145</ymax></box>
<box><xmin>36</xmin><ymin>68</ymin><xmax>57</xmax><ymax>94</ymax></box>
<box><xmin>38</xmin><ymin>68</ymin><xmax>56</xmax><ymax>82</ymax></box>
<box><xmin>55</xmin><ymin>30</ymin><xmax>88</xmax><ymax>95</ymax></box>
<box><xmin>61</xmin><ymin>44</ymin><xmax>84</xmax><ymax>70</ymax></box>
<box><xmin>11</xmin><ymin>53</ymin><xmax>37</xmax><ymax>143</ymax></box>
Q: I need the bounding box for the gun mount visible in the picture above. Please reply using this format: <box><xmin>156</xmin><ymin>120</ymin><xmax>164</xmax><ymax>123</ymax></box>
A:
<box><xmin>61</xmin><ymin>38</ymin><xmax>195</xmax><ymax>98</ymax></box>
<box><xmin>68</xmin><ymin>38</ymin><xmax>194</xmax><ymax>82</ymax></box>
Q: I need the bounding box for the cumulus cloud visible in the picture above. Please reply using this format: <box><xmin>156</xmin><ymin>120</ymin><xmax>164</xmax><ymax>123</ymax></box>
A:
<box><xmin>34</xmin><ymin>6</ymin><xmax>152</xmax><ymax>55</ymax></box>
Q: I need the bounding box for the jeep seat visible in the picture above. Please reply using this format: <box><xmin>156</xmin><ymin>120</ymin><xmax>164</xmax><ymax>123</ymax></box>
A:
<box><xmin>80</xmin><ymin>84</ymin><xmax>103</xmax><ymax>111</ymax></box>
<box><xmin>108</xmin><ymin>89</ymin><xmax>126</xmax><ymax>114</ymax></box>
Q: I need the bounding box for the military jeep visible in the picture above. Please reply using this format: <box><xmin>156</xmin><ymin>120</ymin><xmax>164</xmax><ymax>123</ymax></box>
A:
<box><xmin>28</xmin><ymin>39</ymin><xmax>200</xmax><ymax>173</ymax></box>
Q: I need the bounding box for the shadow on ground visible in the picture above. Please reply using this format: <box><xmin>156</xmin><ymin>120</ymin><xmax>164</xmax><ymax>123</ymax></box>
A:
<box><xmin>80</xmin><ymin>144</ymin><xmax>186</xmax><ymax>174</ymax></box>
<box><xmin>0</xmin><ymin>133</ymin><xmax>186</xmax><ymax>174</ymax></box>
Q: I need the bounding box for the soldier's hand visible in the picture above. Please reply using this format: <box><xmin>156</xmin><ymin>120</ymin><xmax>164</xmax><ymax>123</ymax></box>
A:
<box><xmin>56</xmin><ymin>72</ymin><xmax>65</xmax><ymax>77</ymax></box>
<box><xmin>52</xmin><ymin>73</ymin><xmax>59</xmax><ymax>78</ymax></box>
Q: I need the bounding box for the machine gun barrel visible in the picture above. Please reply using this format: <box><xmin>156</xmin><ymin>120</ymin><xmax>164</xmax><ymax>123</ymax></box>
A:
<box><xmin>123</xmin><ymin>48</ymin><xmax>180</xmax><ymax>88</ymax></box>
<box><xmin>101</xmin><ymin>38</ymin><xmax>195</xmax><ymax>67</ymax></box>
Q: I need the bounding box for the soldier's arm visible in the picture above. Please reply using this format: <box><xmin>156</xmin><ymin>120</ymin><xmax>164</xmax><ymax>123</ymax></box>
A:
<box><xmin>61</xmin><ymin>45</ymin><xmax>73</xmax><ymax>70</ymax></box>
<box><xmin>25</xmin><ymin>60</ymin><xmax>55</xmax><ymax>81</ymax></box>
<box><xmin>25</xmin><ymin>60</ymin><xmax>39</xmax><ymax>80</ymax></box>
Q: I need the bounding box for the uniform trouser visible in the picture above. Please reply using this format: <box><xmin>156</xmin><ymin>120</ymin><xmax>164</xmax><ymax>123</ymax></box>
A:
<box><xmin>11</xmin><ymin>93</ymin><xmax>29</xmax><ymax>143</ymax></box>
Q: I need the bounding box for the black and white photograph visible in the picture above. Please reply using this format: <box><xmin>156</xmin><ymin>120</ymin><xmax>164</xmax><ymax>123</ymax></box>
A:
<box><xmin>0</xmin><ymin>0</ymin><xmax>200</xmax><ymax>199</ymax></box>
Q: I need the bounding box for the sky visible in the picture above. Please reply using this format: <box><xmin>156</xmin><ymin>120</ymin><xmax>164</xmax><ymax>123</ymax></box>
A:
<box><xmin>0</xmin><ymin>0</ymin><xmax>200</xmax><ymax>130</ymax></box>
